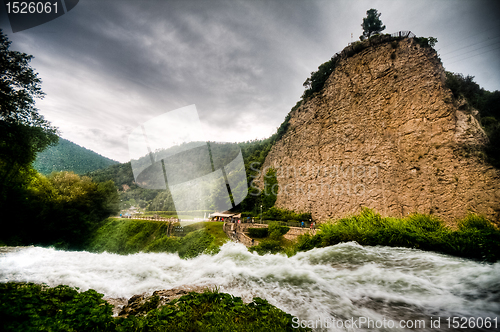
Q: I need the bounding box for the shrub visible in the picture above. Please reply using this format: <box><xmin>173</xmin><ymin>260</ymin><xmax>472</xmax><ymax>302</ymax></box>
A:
<box><xmin>248</xmin><ymin>228</ymin><xmax>269</xmax><ymax>238</ymax></box>
<box><xmin>249</xmin><ymin>239</ymin><xmax>283</xmax><ymax>255</ymax></box>
<box><xmin>296</xmin><ymin>233</ymin><xmax>322</xmax><ymax>251</ymax></box>
<box><xmin>302</xmin><ymin>58</ymin><xmax>338</xmax><ymax>99</ymax></box>
<box><xmin>458</xmin><ymin>213</ymin><xmax>496</xmax><ymax>231</ymax></box>
<box><xmin>414</xmin><ymin>36</ymin><xmax>437</xmax><ymax>48</ymax></box>
<box><xmin>0</xmin><ymin>283</ymin><xmax>310</xmax><ymax>332</ymax></box>
<box><xmin>263</xmin><ymin>207</ymin><xmax>311</xmax><ymax>222</ymax></box>
<box><xmin>406</xmin><ymin>214</ymin><xmax>444</xmax><ymax>232</ymax></box>
<box><xmin>268</xmin><ymin>223</ymin><xmax>290</xmax><ymax>241</ymax></box>
<box><xmin>294</xmin><ymin>208</ymin><xmax>500</xmax><ymax>262</ymax></box>
<box><xmin>0</xmin><ymin>283</ymin><xmax>115</xmax><ymax>331</ymax></box>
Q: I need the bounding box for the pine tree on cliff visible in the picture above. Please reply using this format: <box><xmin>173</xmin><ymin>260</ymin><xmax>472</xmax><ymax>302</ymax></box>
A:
<box><xmin>361</xmin><ymin>9</ymin><xmax>386</xmax><ymax>40</ymax></box>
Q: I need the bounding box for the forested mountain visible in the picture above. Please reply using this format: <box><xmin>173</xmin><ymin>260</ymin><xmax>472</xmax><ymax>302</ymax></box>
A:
<box><xmin>33</xmin><ymin>137</ymin><xmax>118</xmax><ymax>175</ymax></box>
<box><xmin>87</xmin><ymin>139</ymin><xmax>276</xmax><ymax>213</ymax></box>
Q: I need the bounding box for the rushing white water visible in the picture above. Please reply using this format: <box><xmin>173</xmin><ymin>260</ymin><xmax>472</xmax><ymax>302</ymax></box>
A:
<box><xmin>1</xmin><ymin>242</ymin><xmax>499</xmax><ymax>331</ymax></box>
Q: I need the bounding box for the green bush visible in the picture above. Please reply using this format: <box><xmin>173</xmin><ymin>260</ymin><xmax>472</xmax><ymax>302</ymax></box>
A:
<box><xmin>0</xmin><ymin>282</ymin><xmax>115</xmax><ymax>332</ymax></box>
<box><xmin>0</xmin><ymin>283</ymin><xmax>310</xmax><ymax>332</ymax></box>
<box><xmin>268</xmin><ymin>223</ymin><xmax>290</xmax><ymax>241</ymax></box>
<box><xmin>117</xmin><ymin>289</ymin><xmax>311</xmax><ymax>332</ymax></box>
<box><xmin>248</xmin><ymin>228</ymin><xmax>269</xmax><ymax>238</ymax></box>
<box><xmin>249</xmin><ymin>239</ymin><xmax>283</xmax><ymax>255</ymax></box>
<box><xmin>0</xmin><ymin>171</ymin><xmax>120</xmax><ymax>249</ymax></box>
<box><xmin>458</xmin><ymin>213</ymin><xmax>496</xmax><ymax>231</ymax></box>
<box><xmin>414</xmin><ymin>36</ymin><xmax>437</xmax><ymax>48</ymax></box>
<box><xmin>263</xmin><ymin>207</ymin><xmax>311</xmax><ymax>222</ymax></box>
<box><xmin>295</xmin><ymin>208</ymin><xmax>500</xmax><ymax>262</ymax></box>
<box><xmin>241</xmin><ymin>212</ymin><xmax>255</xmax><ymax>218</ymax></box>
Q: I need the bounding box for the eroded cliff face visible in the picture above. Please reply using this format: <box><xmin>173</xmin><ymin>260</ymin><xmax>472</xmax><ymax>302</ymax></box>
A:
<box><xmin>260</xmin><ymin>38</ymin><xmax>500</xmax><ymax>224</ymax></box>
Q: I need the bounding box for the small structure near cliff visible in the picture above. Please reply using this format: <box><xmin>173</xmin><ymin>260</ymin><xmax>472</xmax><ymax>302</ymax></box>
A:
<box><xmin>261</xmin><ymin>36</ymin><xmax>500</xmax><ymax>224</ymax></box>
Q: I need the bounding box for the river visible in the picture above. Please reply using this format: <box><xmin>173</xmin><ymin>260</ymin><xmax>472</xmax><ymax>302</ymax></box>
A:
<box><xmin>1</xmin><ymin>242</ymin><xmax>499</xmax><ymax>331</ymax></box>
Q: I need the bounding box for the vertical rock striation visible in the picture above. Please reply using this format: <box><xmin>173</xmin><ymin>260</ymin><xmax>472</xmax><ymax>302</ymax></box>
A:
<box><xmin>261</xmin><ymin>38</ymin><xmax>500</xmax><ymax>224</ymax></box>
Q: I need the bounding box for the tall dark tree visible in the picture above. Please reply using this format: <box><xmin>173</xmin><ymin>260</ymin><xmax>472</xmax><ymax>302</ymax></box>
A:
<box><xmin>361</xmin><ymin>9</ymin><xmax>386</xmax><ymax>40</ymax></box>
<box><xmin>0</xmin><ymin>29</ymin><xmax>58</xmax><ymax>199</ymax></box>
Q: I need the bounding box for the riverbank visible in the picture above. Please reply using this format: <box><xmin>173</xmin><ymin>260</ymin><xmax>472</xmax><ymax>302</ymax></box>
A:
<box><xmin>86</xmin><ymin>218</ymin><xmax>229</xmax><ymax>257</ymax></box>
<box><xmin>295</xmin><ymin>208</ymin><xmax>500</xmax><ymax>262</ymax></box>
<box><xmin>0</xmin><ymin>281</ymin><xmax>310</xmax><ymax>331</ymax></box>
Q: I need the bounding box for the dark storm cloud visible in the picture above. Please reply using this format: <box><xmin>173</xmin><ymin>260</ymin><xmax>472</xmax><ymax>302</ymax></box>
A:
<box><xmin>1</xmin><ymin>0</ymin><xmax>499</xmax><ymax>162</ymax></box>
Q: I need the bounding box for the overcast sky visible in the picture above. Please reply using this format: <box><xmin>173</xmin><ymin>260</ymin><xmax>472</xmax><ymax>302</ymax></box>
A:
<box><xmin>1</xmin><ymin>0</ymin><xmax>499</xmax><ymax>163</ymax></box>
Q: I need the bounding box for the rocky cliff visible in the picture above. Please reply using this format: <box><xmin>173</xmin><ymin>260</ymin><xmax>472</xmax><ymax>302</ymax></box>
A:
<box><xmin>260</xmin><ymin>37</ymin><xmax>500</xmax><ymax>224</ymax></box>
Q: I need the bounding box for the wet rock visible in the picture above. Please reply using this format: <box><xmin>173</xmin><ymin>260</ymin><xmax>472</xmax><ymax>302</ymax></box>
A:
<box><xmin>108</xmin><ymin>285</ymin><xmax>210</xmax><ymax>318</ymax></box>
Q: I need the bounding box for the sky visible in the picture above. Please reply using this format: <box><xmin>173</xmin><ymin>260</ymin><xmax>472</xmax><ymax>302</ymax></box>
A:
<box><xmin>1</xmin><ymin>0</ymin><xmax>499</xmax><ymax>163</ymax></box>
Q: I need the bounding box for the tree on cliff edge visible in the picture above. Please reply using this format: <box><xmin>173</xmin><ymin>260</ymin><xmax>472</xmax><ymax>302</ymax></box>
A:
<box><xmin>361</xmin><ymin>9</ymin><xmax>386</xmax><ymax>40</ymax></box>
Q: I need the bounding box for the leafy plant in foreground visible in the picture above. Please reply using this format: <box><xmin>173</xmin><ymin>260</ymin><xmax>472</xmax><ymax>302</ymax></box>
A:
<box><xmin>0</xmin><ymin>282</ymin><xmax>114</xmax><ymax>331</ymax></box>
<box><xmin>0</xmin><ymin>283</ymin><xmax>310</xmax><ymax>332</ymax></box>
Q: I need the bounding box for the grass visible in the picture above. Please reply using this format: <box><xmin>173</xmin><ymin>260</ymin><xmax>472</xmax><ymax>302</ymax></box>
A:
<box><xmin>86</xmin><ymin>219</ymin><xmax>230</xmax><ymax>258</ymax></box>
<box><xmin>248</xmin><ymin>223</ymin><xmax>298</xmax><ymax>256</ymax></box>
<box><xmin>0</xmin><ymin>282</ymin><xmax>310</xmax><ymax>332</ymax></box>
<box><xmin>203</xmin><ymin>222</ymin><xmax>231</xmax><ymax>247</ymax></box>
<box><xmin>295</xmin><ymin>208</ymin><xmax>500</xmax><ymax>262</ymax></box>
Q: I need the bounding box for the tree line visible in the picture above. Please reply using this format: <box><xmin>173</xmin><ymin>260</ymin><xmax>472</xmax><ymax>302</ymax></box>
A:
<box><xmin>0</xmin><ymin>29</ymin><xmax>119</xmax><ymax>248</ymax></box>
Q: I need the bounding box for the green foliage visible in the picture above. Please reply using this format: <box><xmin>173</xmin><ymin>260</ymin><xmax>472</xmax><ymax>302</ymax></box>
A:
<box><xmin>236</xmin><ymin>137</ymin><xmax>275</xmax><ymax>213</ymax></box>
<box><xmin>176</xmin><ymin>230</ymin><xmax>216</xmax><ymax>259</ymax></box>
<box><xmin>445</xmin><ymin>72</ymin><xmax>500</xmax><ymax>167</ymax></box>
<box><xmin>262</xmin><ymin>167</ymin><xmax>278</xmax><ymax>211</ymax></box>
<box><xmin>302</xmin><ymin>58</ymin><xmax>338</xmax><ymax>99</ymax></box>
<box><xmin>88</xmin><ymin>219</ymin><xmax>229</xmax><ymax>258</ymax></box>
<box><xmin>361</xmin><ymin>9</ymin><xmax>386</xmax><ymax>39</ymax></box>
<box><xmin>117</xmin><ymin>289</ymin><xmax>310</xmax><ymax>332</ymax></box>
<box><xmin>86</xmin><ymin>138</ymin><xmax>279</xmax><ymax>215</ymax></box>
<box><xmin>295</xmin><ymin>208</ymin><xmax>500</xmax><ymax>262</ymax></box>
<box><xmin>0</xmin><ymin>29</ymin><xmax>59</xmax><ymax>216</ymax></box>
<box><xmin>0</xmin><ymin>31</ymin><xmax>118</xmax><ymax>249</ymax></box>
<box><xmin>249</xmin><ymin>239</ymin><xmax>283</xmax><ymax>256</ymax></box>
<box><xmin>458</xmin><ymin>213</ymin><xmax>496</xmax><ymax>231</ymax></box>
<box><xmin>1</xmin><ymin>171</ymin><xmax>119</xmax><ymax>248</ymax></box>
<box><xmin>263</xmin><ymin>206</ymin><xmax>311</xmax><ymax>222</ymax></box>
<box><xmin>0</xmin><ymin>30</ymin><xmax>59</xmax><ymax>170</ymax></box>
<box><xmin>268</xmin><ymin>223</ymin><xmax>290</xmax><ymax>241</ymax></box>
<box><xmin>0</xmin><ymin>283</ymin><xmax>309</xmax><ymax>332</ymax></box>
<box><xmin>33</xmin><ymin>138</ymin><xmax>118</xmax><ymax>175</ymax></box>
<box><xmin>295</xmin><ymin>233</ymin><xmax>322</xmax><ymax>252</ymax></box>
<box><xmin>414</xmin><ymin>36</ymin><xmax>438</xmax><ymax>48</ymax></box>
<box><xmin>0</xmin><ymin>282</ymin><xmax>114</xmax><ymax>332</ymax></box>
<box><xmin>87</xmin><ymin>162</ymin><xmax>136</xmax><ymax>188</ymax></box>
<box><xmin>249</xmin><ymin>223</ymin><xmax>290</xmax><ymax>255</ymax></box>
<box><xmin>248</xmin><ymin>227</ymin><xmax>269</xmax><ymax>238</ymax></box>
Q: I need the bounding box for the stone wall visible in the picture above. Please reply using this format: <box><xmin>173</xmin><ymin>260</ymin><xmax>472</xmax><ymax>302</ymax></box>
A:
<box><xmin>223</xmin><ymin>222</ymin><xmax>316</xmax><ymax>246</ymax></box>
<box><xmin>259</xmin><ymin>38</ymin><xmax>500</xmax><ymax>225</ymax></box>
<box><xmin>283</xmin><ymin>226</ymin><xmax>317</xmax><ymax>241</ymax></box>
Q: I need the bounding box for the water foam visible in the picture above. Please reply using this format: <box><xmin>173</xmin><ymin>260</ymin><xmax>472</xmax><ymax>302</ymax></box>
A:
<box><xmin>1</xmin><ymin>242</ymin><xmax>499</xmax><ymax>330</ymax></box>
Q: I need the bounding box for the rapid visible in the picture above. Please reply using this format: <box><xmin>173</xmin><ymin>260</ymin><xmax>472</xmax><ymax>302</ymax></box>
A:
<box><xmin>1</xmin><ymin>242</ymin><xmax>499</xmax><ymax>331</ymax></box>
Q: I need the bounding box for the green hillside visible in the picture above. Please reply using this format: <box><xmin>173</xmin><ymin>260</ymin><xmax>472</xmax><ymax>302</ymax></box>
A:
<box><xmin>87</xmin><ymin>139</ymin><xmax>276</xmax><ymax>213</ymax></box>
<box><xmin>33</xmin><ymin>137</ymin><xmax>118</xmax><ymax>175</ymax></box>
